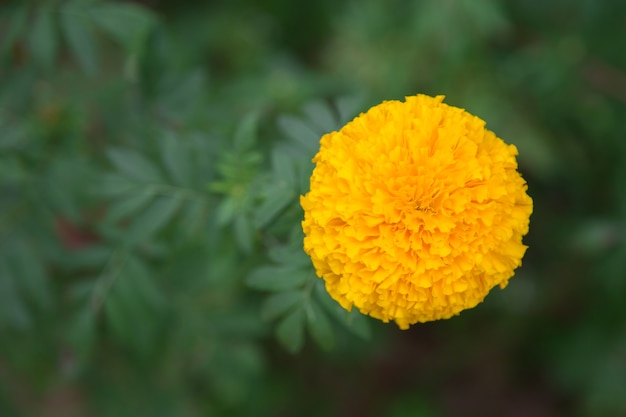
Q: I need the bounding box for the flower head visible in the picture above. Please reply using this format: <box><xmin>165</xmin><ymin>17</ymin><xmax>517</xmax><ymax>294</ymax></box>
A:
<box><xmin>301</xmin><ymin>94</ymin><xmax>532</xmax><ymax>329</ymax></box>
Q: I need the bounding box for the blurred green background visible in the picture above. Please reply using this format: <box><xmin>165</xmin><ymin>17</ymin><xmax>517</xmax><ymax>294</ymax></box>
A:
<box><xmin>1</xmin><ymin>0</ymin><xmax>626</xmax><ymax>416</ymax></box>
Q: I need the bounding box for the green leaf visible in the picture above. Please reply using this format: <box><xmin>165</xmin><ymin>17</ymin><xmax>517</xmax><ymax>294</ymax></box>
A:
<box><xmin>314</xmin><ymin>281</ymin><xmax>371</xmax><ymax>339</ymax></box>
<box><xmin>103</xmin><ymin>288</ymin><xmax>128</xmax><ymax>342</ymax></box>
<box><xmin>344</xmin><ymin>309</ymin><xmax>372</xmax><ymax>340</ymax></box>
<box><xmin>12</xmin><ymin>243</ymin><xmax>51</xmax><ymax>309</ymax></box>
<box><xmin>60</xmin><ymin>3</ymin><xmax>98</xmax><ymax>74</ymax></box>
<box><xmin>63</xmin><ymin>245</ymin><xmax>112</xmax><ymax>269</ymax></box>
<box><xmin>246</xmin><ymin>265</ymin><xmax>309</xmax><ymax>291</ymax></box>
<box><xmin>109</xmin><ymin>266</ymin><xmax>141</xmax><ymax>313</ymax></box>
<box><xmin>107</xmin><ymin>147</ymin><xmax>163</xmax><ymax>183</ymax></box>
<box><xmin>296</xmin><ymin>155</ymin><xmax>314</xmax><ymax>195</ymax></box>
<box><xmin>215</xmin><ymin>196</ymin><xmax>237</xmax><ymax>226</ymax></box>
<box><xmin>159</xmin><ymin>70</ymin><xmax>206</xmax><ymax>118</ymax></box>
<box><xmin>234</xmin><ymin>213</ymin><xmax>254</xmax><ymax>254</ymax></box>
<box><xmin>126</xmin><ymin>196</ymin><xmax>181</xmax><ymax>244</ymax></box>
<box><xmin>303</xmin><ymin>100</ymin><xmax>337</xmax><ymax>133</ymax></box>
<box><xmin>234</xmin><ymin>112</ymin><xmax>259</xmax><ymax>151</ymax></box>
<box><xmin>159</xmin><ymin>132</ymin><xmax>192</xmax><ymax>186</ymax></box>
<box><xmin>180</xmin><ymin>199</ymin><xmax>207</xmax><ymax>237</ymax></box>
<box><xmin>69</xmin><ymin>278</ymin><xmax>97</xmax><ymax>303</ymax></box>
<box><xmin>43</xmin><ymin>179</ymin><xmax>81</xmax><ymax>221</ymax></box>
<box><xmin>271</xmin><ymin>146</ymin><xmax>296</xmax><ymax>189</ymax></box>
<box><xmin>66</xmin><ymin>304</ymin><xmax>96</xmax><ymax>359</ymax></box>
<box><xmin>88</xmin><ymin>2</ymin><xmax>157</xmax><ymax>52</ymax></box>
<box><xmin>306</xmin><ymin>300</ymin><xmax>334</xmax><ymax>350</ymax></box>
<box><xmin>125</xmin><ymin>256</ymin><xmax>164</xmax><ymax>309</ymax></box>
<box><xmin>104</xmin><ymin>193</ymin><xmax>155</xmax><ymax>225</ymax></box>
<box><xmin>211</xmin><ymin>311</ymin><xmax>267</xmax><ymax>338</ymax></box>
<box><xmin>267</xmin><ymin>244</ymin><xmax>311</xmax><ymax>268</ymax></box>
<box><xmin>253</xmin><ymin>185</ymin><xmax>296</xmax><ymax>229</ymax></box>
<box><xmin>103</xmin><ymin>258</ymin><xmax>162</xmax><ymax>356</ymax></box>
<box><xmin>28</xmin><ymin>6</ymin><xmax>58</xmax><ymax>69</ymax></box>
<box><xmin>276</xmin><ymin>307</ymin><xmax>305</xmax><ymax>353</ymax></box>
<box><xmin>0</xmin><ymin>259</ymin><xmax>30</xmax><ymax>329</ymax></box>
<box><xmin>335</xmin><ymin>94</ymin><xmax>364</xmax><ymax>125</ymax></box>
<box><xmin>261</xmin><ymin>291</ymin><xmax>304</xmax><ymax>321</ymax></box>
<box><xmin>277</xmin><ymin>115</ymin><xmax>320</xmax><ymax>154</ymax></box>
<box><xmin>98</xmin><ymin>173</ymin><xmax>136</xmax><ymax>196</ymax></box>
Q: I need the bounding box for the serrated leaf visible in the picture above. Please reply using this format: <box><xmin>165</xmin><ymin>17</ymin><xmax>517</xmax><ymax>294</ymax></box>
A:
<box><xmin>28</xmin><ymin>6</ymin><xmax>58</xmax><ymax>69</ymax></box>
<box><xmin>60</xmin><ymin>3</ymin><xmax>98</xmax><ymax>74</ymax></box>
<box><xmin>307</xmin><ymin>300</ymin><xmax>334</xmax><ymax>350</ymax></box>
<box><xmin>276</xmin><ymin>307</ymin><xmax>305</xmax><ymax>353</ymax></box>
<box><xmin>159</xmin><ymin>132</ymin><xmax>191</xmax><ymax>186</ymax></box>
<box><xmin>303</xmin><ymin>101</ymin><xmax>337</xmax><ymax>133</ymax></box>
<box><xmin>344</xmin><ymin>309</ymin><xmax>372</xmax><ymax>340</ymax></box>
<box><xmin>314</xmin><ymin>280</ymin><xmax>371</xmax><ymax>339</ymax></box>
<box><xmin>267</xmin><ymin>244</ymin><xmax>311</xmax><ymax>268</ymax></box>
<box><xmin>107</xmin><ymin>147</ymin><xmax>163</xmax><ymax>183</ymax></box>
<box><xmin>104</xmin><ymin>192</ymin><xmax>154</xmax><ymax>225</ymax></box>
<box><xmin>277</xmin><ymin>115</ymin><xmax>320</xmax><ymax>154</ymax></box>
<box><xmin>234</xmin><ymin>112</ymin><xmax>259</xmax><ymax>151</ymax></box>
<box><xmin>261</xmin><ymin>291</ymin><xmax>304</xmax><ymax>321</ymax></box>
<box><xmin>246</xmin><ymin>265</ymin><xmax>309</xmax><ymax>291</ymax></box>
<box><xmin>254</xmin><ymin>185</ymin><xmax>296</xmax><ymax>229</ymax></box>
<box><xmin>126</xmin><ymin>196</ymin><xmax>180</xmax><ymax>244</ymax></box>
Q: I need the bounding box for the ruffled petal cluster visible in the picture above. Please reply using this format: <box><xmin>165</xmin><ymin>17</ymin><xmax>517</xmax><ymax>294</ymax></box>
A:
<box><xmin>301</xmin><ymin>94</ymin><xmax>532</xmax><ymax>329</ymax></box>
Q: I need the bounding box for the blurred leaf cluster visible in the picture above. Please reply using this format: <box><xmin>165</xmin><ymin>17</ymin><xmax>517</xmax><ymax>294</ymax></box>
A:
<box><xmin>1</xmin><ymin>0</ymin><xmax>625</xmax><ymax>416</ymax></box>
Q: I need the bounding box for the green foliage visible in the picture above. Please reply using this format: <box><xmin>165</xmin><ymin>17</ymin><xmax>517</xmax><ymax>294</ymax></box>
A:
<box><xmin>246</xmin><ymin>228</ymin><xmax>371</xmax><ymax>353</ymax></box>
<box><xmin>1</xmin><ymin>0</ymin><xmax>625</xmax><ymax>416</ymax></box>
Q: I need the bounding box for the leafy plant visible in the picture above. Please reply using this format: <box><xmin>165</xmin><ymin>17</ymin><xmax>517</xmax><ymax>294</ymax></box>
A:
<box><xmin>1</xmin><ymin>0</ymin><xmax>626</xmax><ymax>416</ymax></box>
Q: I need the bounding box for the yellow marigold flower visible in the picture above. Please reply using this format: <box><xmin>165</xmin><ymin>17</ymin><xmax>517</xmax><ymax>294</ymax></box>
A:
<box><xmin>301</xmin><ymin>94</ymin><xmax>532</xmax><ymax>329</ymax></box>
